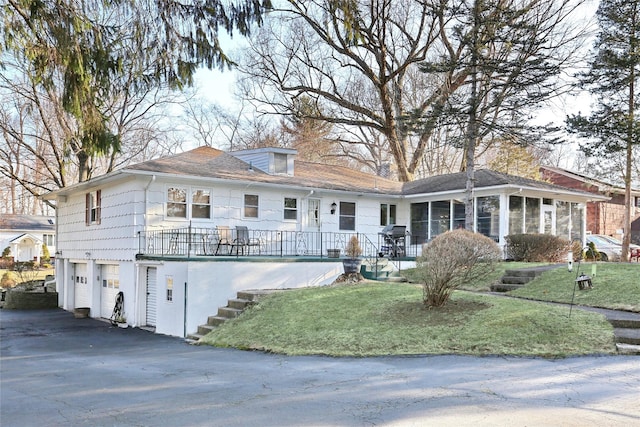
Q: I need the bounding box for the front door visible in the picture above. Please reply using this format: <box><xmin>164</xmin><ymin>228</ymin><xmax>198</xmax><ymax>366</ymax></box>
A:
<box><xmin>305</xmin><ymin>198</ymin><xmax>321</xmax><ymax>231</ymax></box>
<box><xmin>73</xmin><ymin>263</ymin><xmax>90</xmax><ymax>308</ymax></box>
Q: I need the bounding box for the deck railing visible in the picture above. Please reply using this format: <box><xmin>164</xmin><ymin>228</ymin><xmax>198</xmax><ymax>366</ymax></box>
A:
<box><xmin>137</xmin><ymin>226</ymin><xmax>418</xmax><ymax>259</ymax></box>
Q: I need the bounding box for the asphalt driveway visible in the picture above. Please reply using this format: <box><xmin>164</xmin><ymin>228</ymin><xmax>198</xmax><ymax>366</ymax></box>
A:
<box><xmin>1</xmin><ymin>309</ymin><xmax>639</xmax><ymax>426</ymax></box>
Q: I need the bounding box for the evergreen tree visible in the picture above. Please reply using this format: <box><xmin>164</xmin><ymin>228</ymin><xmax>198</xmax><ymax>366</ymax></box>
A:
<box><xmin>566</xmin><ymin>0</ymin><xmax>640</xmax><ymax>260</ymax></box>
<box><xmin>1</xmin><ymin>0</ymin><xmax>272</xmax><ymax>182</ymax></box>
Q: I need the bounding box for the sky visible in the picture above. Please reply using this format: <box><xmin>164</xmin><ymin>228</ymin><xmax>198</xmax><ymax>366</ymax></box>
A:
<box><xmin>191</xmin><ymin>0</ymin><xmax>601</xmax><ymax>170</ymax></box>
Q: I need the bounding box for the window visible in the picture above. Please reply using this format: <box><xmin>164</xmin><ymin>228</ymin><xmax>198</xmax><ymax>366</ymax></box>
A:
<box><xmin>525</xmin><ymin>197</ymin><xmax>540</xmax><ymax>233</ymax></box>
<box><xmin>476</xmin><ymin>196</ymin><xmax>500</xmax><ymax>239</ymax></box>
<box><xmin>453</xmin><ymin>202</ymin><xmax>465</xmax><ymax>230</ymax></box>
<box><xmin>509</xmin><ymin>196</ymin><xmax>524</xmax><ymax>235</ymax></box>
<box><xmin>410</xmin><ymin>202</ymin><xmax>429</xmax><ymax>245</ymax></box>
<box><xmin>43</xmin><ymin>234</ymin><xmax>55</xmax><ymax>247</ymax></box>
<box><xmin>430</xmin><ymin>201</ymin><xmax>450</xmax><ymax>237</ymax></box>
<box><xmin>166</xmin><ymin>276</ymin><xmax>173</xmax><ymax>302</ymax></box>
<box><xmin>191</xmin><ymin>189</ymin><xmax>211</xmax><ymax>219</ymax></box>
<box><xmin>85</xmin><ymin>190</ymin><xmax>101</xmax><ymax>225</ymax></box>
<box><xmin>570</xmin><ymin>202</ymin><xmax>584</xmax><ymax>241</ymax></box>
<box><xmin>244</xmin><ymin>194</ymin><xmax>259</xmax><ymax>218</ymax></box>
<box><xmin>380</xmin><ymin>204</ymin><xmax>397</xmax><ymax>226</ymax></box>
<box><xmin>167</xmin><ymin>187</ymin><xmax>187</xmax><ymax>218</ymax></box>
<box><xmin>556</xmin><ymin>201</ymin><xmax>570</xmax><ymax>239</ymax></box>
<box><xmin>339</xmin><ymin>202</ymin><xmax>356</xmax><ymax>230</ymax></box>
<box><xmin>284</xmin><ymin>197</ymin><xmax>297</xmax><ymax>220</ymax></box>
<box><xmin>274</xmin><ymin>153</ymin><xmax>288</xmax><ymax>174</ymax></box>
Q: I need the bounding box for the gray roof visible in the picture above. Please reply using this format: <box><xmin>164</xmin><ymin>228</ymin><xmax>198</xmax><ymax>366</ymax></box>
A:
<box><xmin>402</xmin><ymin>169</ymin><xmax>595</xmax><ymax>196</ymax></box>
<box><xmin>51</xmin><ymin>147</ymin><xmax>601</xmax><ymax>200</ymax></box>
<box><xmin>0</xmin><ymin>215</ymin><xmax>55</xmax><ymax>231</ymax></box>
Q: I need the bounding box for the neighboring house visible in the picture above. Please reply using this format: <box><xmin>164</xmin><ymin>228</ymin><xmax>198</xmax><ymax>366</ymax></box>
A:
<box><xmin>0</xmin><ymin>214</ymin><xmax>56</xmax><ymax>263</ymax></box>
<box><xmin>44</xmin><ymin>147</ymin><xmax>605</xmax><ymax>338</ymax></box>
<box><xmin>540</xmin><ymin>166</ymin><xmax>640</xmax><ymax>244</ymax></box>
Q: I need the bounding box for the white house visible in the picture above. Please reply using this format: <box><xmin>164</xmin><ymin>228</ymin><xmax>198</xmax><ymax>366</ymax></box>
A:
<box><xmin>0</xmin><ymin>214</ymin><xmax>56</xmax><ymax>263</ymax></box>
<box><xmin>43</xmin><ymin>147</ymin><xmax>605</xmax><ymax>338</ymax></box>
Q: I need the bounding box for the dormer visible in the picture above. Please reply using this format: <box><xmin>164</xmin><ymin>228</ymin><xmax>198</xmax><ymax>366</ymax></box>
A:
<box><xmin>229</xmin><ymin>147</ymin><xmax>297</xmax><ymax>176</ymax></box>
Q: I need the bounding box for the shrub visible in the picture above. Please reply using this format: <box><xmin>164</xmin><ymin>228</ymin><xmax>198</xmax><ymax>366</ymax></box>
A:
<box><xmin>345</xmin><ymin>235</ymin><xmax>362</xmax><ymax>259</ymax></box>
<box><xmin>41</xmin><ymin>244</ymin><xmax>51</xmax><ymax>265</ymax></box>
<box><xmin>0</xmin><ymin>257</ymin><xmax>14</xmax><ymax>269</ymax></box>
<box><xmin>584</xmin><ymin>241</ymin><xmax>601</xmax><ymax>261</ymax></box>
<box><xmin>2</xmin><ymin>246</ymin><xmax>10</xmax><ymax>258</ymax></box>
<box><xmin>416</xmin><ymin>230</ymin><xmax>502</xmax><ymax>307</ymax></box>
<box><xmin>1</xmin><ymin>271</ymin><xmax>17</xmax><ymax>288</ymax></box>
<box><xmin>505</xmin><ymin>234</ymin><xmax>570</xmax><ymax>262</ymax></box>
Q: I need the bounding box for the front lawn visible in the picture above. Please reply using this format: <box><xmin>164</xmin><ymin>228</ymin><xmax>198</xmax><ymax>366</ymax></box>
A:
<box><xmin>199</xmin><ymin>282</ymin><xmax>615</xmax><ymax>357</ymax></box>
<box><xmin>508</xmin><ymin>263</ymin><xmax>640</xmax><ymax>312</ymax></box>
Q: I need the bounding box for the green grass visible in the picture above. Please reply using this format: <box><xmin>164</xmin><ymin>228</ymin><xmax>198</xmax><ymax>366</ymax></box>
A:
<box><xmin>508</xmin><ymin>262</ymin><xmax>640</xmax><ymax>312</ymax></box>
<box><xmin>403</xmin><ymin>261</ymin><xmax>549</xmax><ymax>291</ymax></box>
<box><xmin>200</xmin><ymin>282</ymin><xmax>615</xmax><ymax>357</ymax></box>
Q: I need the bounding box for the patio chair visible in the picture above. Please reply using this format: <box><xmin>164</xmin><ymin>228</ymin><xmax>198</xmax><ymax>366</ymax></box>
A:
<box><xmin>233</xmin><ymin>226</ymin><xmax>261</xmax><ymax>255</ymax></box>
<box><xmin>214</xmin><ymin>226</ymin><xmax>233</xmax><ymax>255</ymax></box>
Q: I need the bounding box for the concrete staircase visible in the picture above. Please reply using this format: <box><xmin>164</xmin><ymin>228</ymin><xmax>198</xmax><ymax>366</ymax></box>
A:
<box><xmin>604</xmin><ymin>312</ymin><xmax>640</xmax><ymax>355</ymax></box>
<box><xmin>360</xmin><ymin>257</ymin><xmax>407</xmax><ymax>282</ymax></box>
<box><xmin>186</xmin><ymin>290</ymin><xmax>277</xmax><ymax>343</ymax></box>
<box><xmin>491</xmin><ymin>265</ymin><xmax>560</xmax><ymax>292</ymax></box>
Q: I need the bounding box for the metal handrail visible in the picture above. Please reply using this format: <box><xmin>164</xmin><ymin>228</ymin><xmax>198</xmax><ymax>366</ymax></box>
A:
<box><xmin>137</xmin><ymin>226</ymin><xmax>418</xmax><ymax>259</ymax></box>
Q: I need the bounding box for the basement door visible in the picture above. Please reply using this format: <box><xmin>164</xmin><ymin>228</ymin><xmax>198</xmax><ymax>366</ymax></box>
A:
<box><xmin>100</xmin><ymin>264</ymin><xmax>120</xmax><ymax>318</ymax></box>
<box><xmin>73</xmin><ymin>263</ymin><xmax>90</xmax><ymax>308</ymax></box>
<box><xmin>146</xmin><ymin>267</ymin><xmax>157</xmax><ymax>327</ymax></box>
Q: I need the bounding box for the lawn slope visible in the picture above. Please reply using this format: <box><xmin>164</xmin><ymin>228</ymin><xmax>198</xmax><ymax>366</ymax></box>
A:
<box><xmin>200</xmin><ymin>282</ymin><xmax>614</xmax><ymax>357</ymax></box>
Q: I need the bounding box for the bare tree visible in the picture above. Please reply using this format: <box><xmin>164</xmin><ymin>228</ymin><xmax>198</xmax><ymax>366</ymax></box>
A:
<box><xmin>238</xmin><ymin>0</ymin><xmax>444</xmax><ymax>181</ymax></box>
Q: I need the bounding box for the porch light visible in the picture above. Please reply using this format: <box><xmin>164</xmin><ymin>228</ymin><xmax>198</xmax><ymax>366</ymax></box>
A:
<box><xmin>330</xmin><ymin>202</ymin><xmax>337</xmax><ymax>215</ymax></box>
<box><xmin>575</xmin><ymin>273</ymin><xmax>593</xmax><ymax>290</ymax></box>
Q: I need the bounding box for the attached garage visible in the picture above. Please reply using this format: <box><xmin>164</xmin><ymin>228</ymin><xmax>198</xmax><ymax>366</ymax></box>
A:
<box><xmin>100</xmin><ymin>264</ymin><xmax>120</xmax><ymax>319</ymax></box>
<box><xmin>73</xmin><ymin>263</ymin><xmax>90</xmax><ymax>308</ymax></box>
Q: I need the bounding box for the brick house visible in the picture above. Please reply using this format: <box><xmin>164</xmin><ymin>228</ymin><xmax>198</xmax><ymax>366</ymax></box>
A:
<box><xmin>540</xmin><ymin>166</ymin><xmax>640</xmax><ymax>244</ymax></box>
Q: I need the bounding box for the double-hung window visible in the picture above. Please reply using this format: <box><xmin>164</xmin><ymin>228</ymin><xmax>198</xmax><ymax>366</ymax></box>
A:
<box><xmin>284</xmin><ymin>197</ymin><xmax>297</xmax><ymax>220</ymax></box>
<box><xmin>166</xmin><ymin>187</ymin><xmax>212</xmax><ymax>220</ymax></box>
<box><xmin>244</xmin><ymin>194</ymin><xmax>259</xmax><ymax>218</ymax></box>
<box><xmin>380</xmin><ymin>203</ymin><xmax>397</xmax><ymax>226</ymax></box>
<box><xmin>85</xmin><ymin>190</ymin><xmax>101</xmax><ymax>225</ymax></box>
<box><xmin>167</xmin><ymin>187</ymin><xmax>187</xmax><ymax>218</ymax></box>
<box><xmin>191</xmin><ymin>189</ymin><xmax>211</xmax><ymax>219</ymax></box>
<box><xmin>339</xmin><ymin>202</ymin><xmax>356</xmax><ymax>230</ymax></box>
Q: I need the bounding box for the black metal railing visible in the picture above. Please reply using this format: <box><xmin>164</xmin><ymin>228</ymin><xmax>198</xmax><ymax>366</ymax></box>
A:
<box><xmin>137</xmin><ymin>226</ymin><xmax>418</xmax><ymax>259</ymax></box>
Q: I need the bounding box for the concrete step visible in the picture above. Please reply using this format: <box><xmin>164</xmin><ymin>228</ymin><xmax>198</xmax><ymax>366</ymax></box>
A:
<box><xmin>228</xmin><ymin>298</ymin><xmax>254</xmax><ymax>310</ymax></box>
<box><xmin>503</xmin><ymin>269</ymin><xmax>542</xmax><ymax>278</ymax></box>
<box><xmin>501</xmin><ymin>276</ymin><xmax>533</xmax><ymax>285</ymax></box>
<box><xmin>608</xmin><ymin>318</ymin><xmax>640</xmax><ymax>329</ymax></box>
<box><xmin>614</xmin><ymin>328</ymin><xmax>640</xmax><ymax>345</ymax></box>
<box><xmin>491</xmin><ymin>283</ymin><xmax>524</xmax><ymax>292</ymax></box>
<box><xmin>616</xmin><ymin>343</ymin><xmax>640</xmax><ymax>355</ymax></box>
<box><xmin>197</xmin><ymin>324</ymin><xmax>217</xmax><ymax>336</ymax></box>
<box><xmin>207</xmin><ymin>315</ymin><xmax>229</xmax><ymax>326</ymax></box>
<box><xmin>217</xmin><ymin>307</ymin><xmax>244</xmax><ymax>319</ymax></box>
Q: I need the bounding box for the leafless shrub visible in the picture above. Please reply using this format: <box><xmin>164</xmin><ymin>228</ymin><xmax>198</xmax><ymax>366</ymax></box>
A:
<box><xmin>416</xmin><ymin>230</ymin><xmax>502</xmax><ymax>307</ymax></box>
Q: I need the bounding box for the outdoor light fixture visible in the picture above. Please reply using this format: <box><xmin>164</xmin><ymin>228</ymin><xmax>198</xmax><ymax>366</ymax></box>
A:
<box><xmin>330</xmin><ymin>202</ymin><xmax>337</xmax><ymax>215</ymax></box>
<box><xmin>575</xmin><ymin>273</ymin><xmax>593</xmax><ymax>290</ymax></box>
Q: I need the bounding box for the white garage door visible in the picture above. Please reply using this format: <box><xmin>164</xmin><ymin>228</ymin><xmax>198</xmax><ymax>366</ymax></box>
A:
<box><xmin>73</xmin><ymin>263</ymin><xmax>90</xmax><ymax>308</ymax></box>
<box><xmin>146</xmin><ymin>267</ymin><xmax>157</xmax><ymax>327</ymax></box>
<box><xmin>100</xmin><ymin>264</ymin><xmax>120</xmax><ymax>319</ymax></box>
